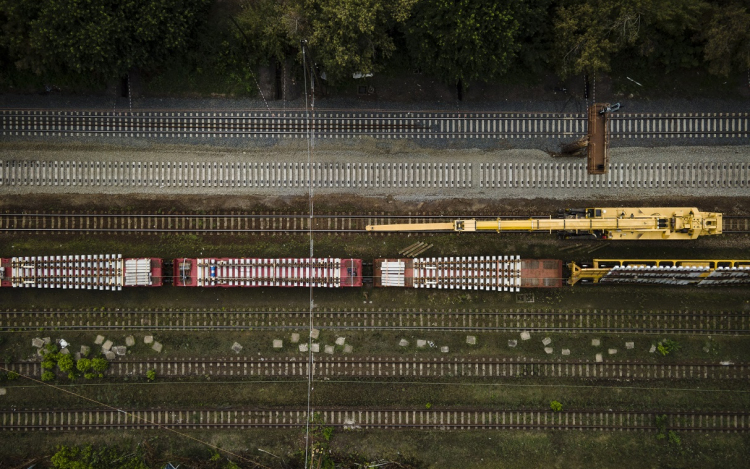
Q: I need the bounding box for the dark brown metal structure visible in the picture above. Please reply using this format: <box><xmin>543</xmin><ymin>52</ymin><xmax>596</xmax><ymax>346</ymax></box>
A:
<box><xmin>587</xmin><ymin>103</ymin><xmax>610</xmax><ymax>174</ymax></box>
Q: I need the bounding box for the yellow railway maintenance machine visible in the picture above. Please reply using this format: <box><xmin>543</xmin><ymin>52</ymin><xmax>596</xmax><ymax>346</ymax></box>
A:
<box><xmin>567</xmin><ymin>259</ymin><xmax>750</xmax><ymax>286</ymax></box>
<box><xmin>366</xmin><ymin>207</ymin><xmax>723</xmax><ymax>240</ymax></box>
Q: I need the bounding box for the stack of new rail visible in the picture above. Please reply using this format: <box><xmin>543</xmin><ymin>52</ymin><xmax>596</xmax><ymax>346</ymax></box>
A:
<box><xmin>0</xmin><ymin>255</ymin><xmax>163</xmax><ymax>289</ymax></box>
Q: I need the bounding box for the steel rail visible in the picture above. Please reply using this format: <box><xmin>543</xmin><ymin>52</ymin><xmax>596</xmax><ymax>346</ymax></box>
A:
<box><xmin>2</xmin><ymin>309</ymin><xmax>746</xmax><ymax>335</ymax></box>
<box><xmin>1</xmin><ymin>408</ymin><xmax>747</xmax><ymax>432</ymax></box>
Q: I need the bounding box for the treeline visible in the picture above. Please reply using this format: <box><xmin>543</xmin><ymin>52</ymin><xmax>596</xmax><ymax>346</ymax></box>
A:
<box><xmin>0</xmin><ymin>0</ymin><xmax>748</xmax><ymax>90</ymax></box>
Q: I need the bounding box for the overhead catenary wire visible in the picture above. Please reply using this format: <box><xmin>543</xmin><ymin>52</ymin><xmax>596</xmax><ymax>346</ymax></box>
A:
<box><xmin>0</xmin><ymin>366</ymin><xmax>270</xmax><ymax>468</ymax></box>
<box><xmin>301</xmin><ymin>39</ymin><xmax>315</xmax><ymax>469</ymax></box>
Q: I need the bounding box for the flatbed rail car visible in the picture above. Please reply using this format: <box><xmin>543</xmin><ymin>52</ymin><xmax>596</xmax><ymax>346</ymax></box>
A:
<box><xmin>567</xmin><ymin>259</ymin><xmax>750</xmax><ymax>286</ymax></box>
<box><xmin>366</xmin><ymin>207</ymin><xmax>723</xmax><ymax>241</ymax></box>
<box><xmin>0</xmin><ymin>255</ymin><xmax>163</xmax><ymax>289</ymax></box>
<box><xmin>173</xmin><ymin>258</ymin><xmax>363</xmax><ymax>287</ymax></box>
<box><xmin>374</xmin><ymin>257</ymin><xmax>563</xmax><ymax>291</ymax></box>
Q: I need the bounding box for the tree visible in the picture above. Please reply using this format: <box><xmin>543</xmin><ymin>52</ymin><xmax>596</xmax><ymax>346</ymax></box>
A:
<box><xmin>76</xmin><ymin>358</ymin><xmax>92</xmax><ymax>373</ymax></box>
<box><xmin>57</xmin><ymin>354</ymin><xmax>75</xmax><ymax>373</ymax></box>
<box><xmin>234</xmin><ymin>0</ymin><xmax>291</xmax><ymax>65</ymax></box>
<box><xmin>701</xmin><ymin>3</ymin><xmax>750</xmax><ymax>76</ymax></box>
<box><xmin>291</xmin><ymin>0</ymin><xmax>417</xmax><ymax>82</ymax></box>
<box><xmin>91</xmin><ymin>357</ymin><xmax>109</xmax><ymax>373</ymax></box>
<box><xmin>405</xmin><ymin>0</ymin><xmax>526</xmax><ymax>85</ymax></box>
<box><xmin>553</xmin><ymin>0</ymin><xmax>705</xmax><ymax>76</ymax></box>
<box><xmin>0</xmin><ymin>0</ymin><xmax>212</xmax><ymax>82</ymax></box>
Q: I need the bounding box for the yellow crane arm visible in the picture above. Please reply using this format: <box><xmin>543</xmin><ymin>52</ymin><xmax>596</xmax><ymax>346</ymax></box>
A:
<box><xmin>365</xmin><ymin>207</ymin><xmax>722</xmax><ymax>241</ymax></box>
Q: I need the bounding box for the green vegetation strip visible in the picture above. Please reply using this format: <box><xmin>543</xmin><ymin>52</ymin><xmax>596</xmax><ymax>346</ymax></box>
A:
<box><xmin>2</xmin><ymin>380</ymin><xmax>749</xmax><ymax>412</ymax></box>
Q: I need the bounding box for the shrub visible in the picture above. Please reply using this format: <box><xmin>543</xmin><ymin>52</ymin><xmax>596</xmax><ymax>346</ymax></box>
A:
<box><xmin>7</xmin><ymin>371</ymin><xmax>20</xmax><ymax>381</ymax></box>
<box><xmin>657</xmin><ymin>339</ymin><xmax>681</xmax><ymax>356</ymax></box>
<box><xmin>91</xmin><ymin>358</ymin><xmax>109</xmax><ymax>372</ymax></box>
<box><xmin>425</xmin><ymin>402</ymin><xmax>432</xmax><ymax>409</ymax></box>
<box><xmin>57</xmin><ymin>354</ymin><xmax>75</xmax><ymax>373</ymax></box>
<box><xmin>668</xmin><ymin>430</ymin><xmax>681</xmax><ymax>446</ymax></box>
<box><xmin>42</xmin><ymin>359</ymin><xmax>56</xmax><ymax>370</ymax></box>
<box><xmin>550</xmin><ymin>400</ymin><xmax>563</xmax><ymax>412</ymax></box>
<box><xmin>84</xmin><ymin>373</ymin><xmax>96</xmax><ymax>380</ymax></box>
<box><xmin>76</xmin><ymin>358</ymin><xmax>92</xmax><ymax>373</ymax></box>
<box><xmin>41</xmin><ymin>371</ymin><xmax>55</xmax><ymax>382</ymax></box>
<box><xmin>67</xmin><ymin>372</ymin><xmax>77</xmax><ymax>380</ymax></box>
<box><xmin>146</xmin><ymin>369</ymin><xmax>156</xmax><ymax>381</ymax></box>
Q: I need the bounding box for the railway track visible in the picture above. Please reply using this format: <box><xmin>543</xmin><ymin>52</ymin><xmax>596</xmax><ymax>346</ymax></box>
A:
<box><xmin>2</xmin><ymin>109</ymin><xmax>748</xmax><ymax>140</ymax></box>
<box><xmin>8</xmin><ymin>357</ymin><xmax>750</xmax><ymax>380</ymax></box>
<box><xmin>1</xmin><ymin>160</ymin><xmax>747</xmax><ymax>192</ymax></box>
<box><xmin>1</xmin><ymin>408</ymin><xmax>747</xmax><ymax>432</ymax></box>
<box><xmin>0</xmin><ymin>212</ymin><xmax>748</xmax><ymax>233</ymax></box>
<box><xmin>2</xmin><ymin>309</ymin><xmax>748</xmax><ymax>335</ymax></box>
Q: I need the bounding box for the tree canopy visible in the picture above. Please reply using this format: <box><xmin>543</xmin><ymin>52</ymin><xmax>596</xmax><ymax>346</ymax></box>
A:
<box><xmin>553</xmin><ymin>0</ymin><xmax>708</xmax><ymax>76</ymax></box>
<box><xmin>0</xmin><ymin>0</ymin><xmax>211</xmax><ymax>81</ymax></box>
<box><xmin>405</xmin><ymin>0</ymin><xmax>521</xmax><ymax>85</ymax></box>
<box><xmin>291</xmin><ymin>0</ymin><xmax>417</xmax><ymax>82</ymax></box>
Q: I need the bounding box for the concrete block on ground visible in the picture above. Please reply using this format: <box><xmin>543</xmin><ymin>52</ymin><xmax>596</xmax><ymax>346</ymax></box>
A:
<box><xmin>311</xmin><ymin>343</ymin><xmax>320</xmax><ymax>353</ymax></box>
<box><xmin>32</xmin><ymin>338</ymin><xmax>44</xmax><ymax>348</ymax></box>
<box><xmin>562</xmin><ymin>349</ymin><xmax>570</xmax><ymax>356</ymax></box>
<box><xmin>43</xmin><ymin>337</ymin><xmax>51</xmax><ymax>344</ymax></box>
<box><xmin>291</xmin><ymin>333</ymin><xmax>300</xmax><ymax>343</ymax></box>
<box><xmin>542</xmin><ymin>337</ymin><xmax>552</xmax><ymax>346</ymax></box>
<box><xmin>591</xmin><ymin>339</ymin><xmax>601</xmax><ymax>346</ymax></box>
<box><xmin>152</xmin><ymin>342</ymin><xmax>163</xmax><ymax>353</ymax></box>
<box><xmin>343</xmin><ymin>345</ymin><xmax>353</xmax><ymax>353</ymax></box>
<box><xmin>595</xmin><ymin>353</ymin><xmax>603</xmax><ymax>363</ymax></box>
<box><xmin>102</xmin><ymin>340</ymin><xmax>113</xmax><ymax>351</ymax></box>
<box><xmin>416</xmin><ymin>339</ymin><xmax>427</xmax><ymax>348</ymax></box>
<box><xmin>273</xmin><ymin>340</ymin><xmax>283</xmax><ymax>349</ymax></box>
<box><xmin>114</xmin><ymin>346</ymin><xmax>127</xmax><ymax>356</ymax></box>
<box><xmin>94</xmin><ymin>335</ymin><xmax>105</xmax><ymax>345</ymax></box>
<box><xmin>74</xmin><ymin>352</ymin><xmax>82</xmax><ymax>360</ymax></box>
<box><xmin>105</xmin><ymin>351</ymin><xmax>116</xmax><ymax>360</ymax></box>
<box><xmin>0</xmin><ymin>388</ymin><xmax>6</xmax><ymax>396</ymax></box>
<box><xmin>324</xmin><ymin>345</ymin><xmax>334</xmax><ymax>354</ymax></box>
<box><xmin>299</xmin><ymin>343</ymin><xmax>308</xmax><ymax>352</ymax></box>
<box><xmin>60</xmin><ymin>348</ymin><xmax>70</xmax><ymax>355</ymax></box>
<box><xmin>310</xmin><ymin>328</ymin><xmax>320</xmax><ymax>339</ymax></box>
<box><xmin>125</xmin><ymin>336</ymin><xmax>136</xmax><ymax>347</ymax></box>
<box><xmin>649</xmin><ymin>345</ymin><xmax>657</xmax><ymax>353</ymax></box>
<box><xmin>144</xmin><ymin>335</ymin><xmax>154</xmax><ymax>344</ymax></box>
<box><xmin>466</xmin><ymin>336</ymin><xmax>477</xmax><ymax>345</ymax></box>
<box><xmin>608</xmin><ymin>348</ymin><xmax>617</xmax><ymax>355</ymax></box>
<box><xmin>399</xmin><ymin>339</ymin><xmax>409</xmax><ymax>347</ymax></box>
<box><xmin>625</xmin><ymin>342</ymin><xmax>634</xmax><ymax>350</ymax></box>
<box><xmin>441</xmin><ymin>346</ymin><xmax>449</xmax><ymax>353</ymax></box>
<box><xmin>80</xmin><ymin>345</ymin><xmax>90</xmax><ymax>356</ymax></box>
<box><xmin>231</xmin><ymin>342</ymin><xmax>243</xmax><ymax>353</ymax></box>
<box><xmin>335</xmin><ymin>337</ymin><xmax>346</xmax><ymax>346</ymax></box>
<box><xmin>544</xmin><ymin>347</ymin><xmax>553</xmax><ymax>354</ymax></box>
<box><xmin>508</xmin><ymin>340</ymin><xmax>518</xmax><ymax>348</ymax></box>
<box><xmin>37</xmin><ymin>349</ymin><xmax>45</xmax><ymax>356</ymax></box>
<box><xmin>520</xmin><ymin>332</ymin><xmax>531</xmax><ymax>341</ymax></box>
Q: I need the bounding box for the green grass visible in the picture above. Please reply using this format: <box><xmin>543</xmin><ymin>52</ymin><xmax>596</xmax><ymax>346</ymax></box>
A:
<box><xmin>2</xmin><ymin>378</ymin><xmax>749</xmax><ymax>412</ymax></box>
<box><xmin>0</xmin><ymin>429</ymin><xmax>747</xmax><ymax>469</ymax></box>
